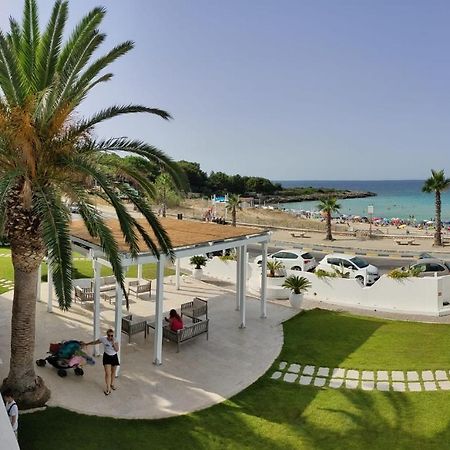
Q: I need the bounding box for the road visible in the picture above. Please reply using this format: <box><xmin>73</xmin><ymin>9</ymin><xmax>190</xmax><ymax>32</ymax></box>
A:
<box><xmin>247</xmin><ymin>244</ymin><xmax>415</xmax><ymax>274</ymax></box>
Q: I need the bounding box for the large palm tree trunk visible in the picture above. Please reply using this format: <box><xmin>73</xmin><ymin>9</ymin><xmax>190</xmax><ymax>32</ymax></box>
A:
<box><xmin>232</xmin><ymin>207</ymin><xmax>236</xmax><ymax>227</ymax></box>
<box><xmin>326</xmin><ymin>211</ymin><xmax>332</xmax><ymax>240</ymax></box>
<box><xmin>435</xmin><ymin>191</ymin><xmax>442</xmax><ymax>246</ymax></box>
<box><xmin>2</xmin><ymin>206</ymin><xmax>50</xmax><ymax>408</ymax></box>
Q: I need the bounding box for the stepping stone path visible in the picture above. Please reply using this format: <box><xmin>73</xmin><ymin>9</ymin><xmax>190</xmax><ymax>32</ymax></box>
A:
<box><xmin>271</xmin><ymin>362</ymin><xmax>450</xmax><ymax>393</ymax></box>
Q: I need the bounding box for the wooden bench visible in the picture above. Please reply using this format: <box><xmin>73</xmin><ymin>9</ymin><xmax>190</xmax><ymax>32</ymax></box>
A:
<box><xmin>128</xmin><ymin>279</ymin><xmax>152</xmax><ymax>299</ymax></box>
<box><xmin>74</xmin><ymin>286</ymin><xmax>94</xmax><ymax>304</ymax></box>
<box><xmin>181</xmin><ymin>297</ymin><xmax>208</xmax><ymax>320</ymax></box>
<box><xmin>121</xmin><ymin>314</ymin><xmax>147</xmax><ymax>343</ymax></box>
<box><xmin>291</xmin><ymin>232</ymin><xmax>306</xmax><ymax>238</ymax></box>
<box><xmin>163</xmin><ymin>318</ymin><xmax>209</xmax><ymax>352</ymax></box>
<box><xmin>395</xmin><ymin>239</ymin><xmax>415</xmax><ymax>245</ymax></box>
<box><xmin>91</xmin><ymin>276</ymin><xmax>116</xmax><ymax>293</ymax></box>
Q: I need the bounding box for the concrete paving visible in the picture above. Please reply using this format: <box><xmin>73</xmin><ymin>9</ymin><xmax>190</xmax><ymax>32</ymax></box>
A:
<box><xmin>0</xmin><ymin>276</ymin><xmax>296</xmax><ymax>419</ymax></box>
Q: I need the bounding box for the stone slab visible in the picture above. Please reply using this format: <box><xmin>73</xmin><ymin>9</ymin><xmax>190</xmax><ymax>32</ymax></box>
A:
<box><xmin>391</xmin><ymin>371</ymin><xmax>404</xmax><ymax>381</ymax></box>
<box><xmin>332</xmin><ymin>368</ymin><xmax>345</xmax><ymax>378</ymax></box>
<box><xmin>424</xmin><ymin>381</ymin><xmax>437</xmax><ymax>391</ymax></box>
<box><xmin>271</xmin><ymin>371</ymin><xmax>282</xmax><ymax>380</ymax></box>
<box><xmin>376</xmin><ymin>382</ymin><xmax>390</xmax><ymax>391</ymax></box>
<box><xmin>361</xmin><ymin>371</ymin><xmax>374</xmax><ymax>381</ymax></box>
<box><xmin>407</xmin><ymin>371</ymin><xmax>419</xmax><ymax>381</ymax></box>
<box><xmin>303</xmin><ymin>365</ymin><xmax>315</xmax><ymax>376</ymax></box>
<box><xmin>377</xmin><ymin>371</ymin><xmax>389</xmax><ymax>381</ymax></box>
<box><xmin>283</xmin><ymin>373</ymin><xmax>298</xmax><ymax>383</ymax></box>
<box><xmin>345</xmin><ymin>379</ymin><xmax>358</xmax><ymax>389</ymax></box>
<box><xmin>314</xmin><ymin>377</ymin><xmax>326</xmax><ymax>387</ymax></box>
<box><xmin>422</xmin><ymin>371</ymin><xmax>434</xmax><ymax>381</ymax></box>
<box><xmin>392</xmin><ymin>382</ymin><xmax>406</xmax><ymax>392</ymax></box>
<box><xmin>435</xmin><ymin>370</ymin><xmax>448</xmax><ymax>381</ymax></box>
<box><xmin>361</xmin><ymin>381</ymin><xmax>374</xmax><ymax>391</ymax></box>
<box><xmin>438</xmin><ymin>381</ymin><xmax>450</xmax><ymax>390</ymax></box>
<box><xmin>346</xmin><ymin>370</ymin><xmax>359</xmax><ymax>380</ymax></box>
<box><xmin>288</xmin><ymin>363</ymin><xmax>301</xmax><ymax>373</ymax></box>
<box><xmin>317</xmin><ymin>367</ymin><xmax>329</xmax><ymax>377</ymax></box>
<box><xmin>279</xmin><ymin>361</ymin><xmax>287</xmax><ymax>370</ymax></box>
<box><xmin>299</xmin><ymin>376</ymin><xmax>312</xmax><ymax>385</ymax></box>
<box><xmin>408</xmin><ymin>383</ymin><xmax>422</xmax><ymax>392</ymax></box>
<box><xmin>329</xmin><ymin>378</ymin><xmax>344</xmax><ymax>389</ymax></box>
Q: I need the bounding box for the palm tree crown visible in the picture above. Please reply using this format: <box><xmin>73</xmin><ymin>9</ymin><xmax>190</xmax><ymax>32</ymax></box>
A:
<box><xmin>226</xmin><ymin>194</ymin><xmax>241</xmax><ymax>226</ymax></box>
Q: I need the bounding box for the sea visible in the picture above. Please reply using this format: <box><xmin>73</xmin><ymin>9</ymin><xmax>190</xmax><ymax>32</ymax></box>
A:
<box><xmin>275</xmin><ymin>180</ymin><xmax>450</xmax><ymax>222</ymax></box>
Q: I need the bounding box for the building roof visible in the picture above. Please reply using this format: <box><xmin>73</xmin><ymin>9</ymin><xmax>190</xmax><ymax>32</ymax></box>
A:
<box><xmin>70</xmin><ymin>217</ymin><xmax>269</xmax><ymax>256</ymax></box>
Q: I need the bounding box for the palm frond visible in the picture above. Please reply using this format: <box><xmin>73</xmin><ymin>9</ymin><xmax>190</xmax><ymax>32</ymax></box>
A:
<box><xmin>0</xmin><ymin>30</ymin><xmax>23</xmax><ymax>105</ymax></box>
<box><xmin>34</xmin><ymin>185</ymin><xmax>72</xmax><ymax>310</ymax></box>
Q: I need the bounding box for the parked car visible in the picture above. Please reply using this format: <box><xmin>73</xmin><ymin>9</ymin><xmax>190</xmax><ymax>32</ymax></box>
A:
<box><xmin>316</xmin><ymin>253</ymin><xmax>379</xmax><ymax>286</ymax></box>
<box><xmin>254</xmin><ymin>249</ymin><xmax>317</xmax><ymax>272</ymax></box>
<box><xmin>408</xmin><ymin>258</ymin><xmax>450</xmax><ymax>277</ymax></box>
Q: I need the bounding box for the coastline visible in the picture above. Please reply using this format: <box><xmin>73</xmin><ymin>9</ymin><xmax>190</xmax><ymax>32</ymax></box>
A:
<box><xmin>265</xmin><ymin>190</ymin><xmax>376</xmax><ymax>204</ymax></box>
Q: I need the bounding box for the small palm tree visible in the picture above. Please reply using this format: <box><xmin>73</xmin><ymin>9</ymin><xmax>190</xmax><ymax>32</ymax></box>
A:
<box><xmin>267</xmin><ymin>260</ymin><xmax>284</xmax><ymax>277</ymax></box>
<box><xmin>422</xmin><ymin>169</ymin><xmax>450</xmax><ymax>246</ymax></box>
<box><xmin>282</xmin><ymin>275</ymin><xmax>311</xmax><ymax>294</ymax></box>
<box><xmin>190</xmin><ymin>255</ymin><xmax>208</xmax><ymax>269</ymax></box>
<box><xmin>226</xmin><ymin>194</ymin><xmax>241</xmax><ymax>227</ymax></box>
<box><xmin>153</xmin><ymin>173</ymin><xmax>181</xmax><ymax>217</ymax></box>
<box><xmin>318</xmin><ymin>197</ymin><xmax>341</xmax><ymax>241</ymax></box>
<box><xmin>0</xmin><ymin>1</ymin><xmax>184</xmax><ymax>407</ymax></box>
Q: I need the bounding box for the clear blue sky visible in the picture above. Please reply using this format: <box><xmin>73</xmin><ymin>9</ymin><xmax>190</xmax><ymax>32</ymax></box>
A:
<box><xmin>2</xmin><ymin>0</ymin><xmax>450</xmax><ymax>180</ymax></box>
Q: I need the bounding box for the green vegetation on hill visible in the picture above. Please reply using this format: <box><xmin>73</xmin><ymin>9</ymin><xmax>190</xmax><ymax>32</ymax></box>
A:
<box><xmin>18</xmin><ymin>309</ymin><xmax>450</xmax><ymax>449</ymax></box>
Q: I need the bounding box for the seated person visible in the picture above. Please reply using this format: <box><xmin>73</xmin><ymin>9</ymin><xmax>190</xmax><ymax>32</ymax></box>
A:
<box><xmin>165</xmin><ymin>309</ymin><xmax>184</xmax><ymax>331</ymax></box>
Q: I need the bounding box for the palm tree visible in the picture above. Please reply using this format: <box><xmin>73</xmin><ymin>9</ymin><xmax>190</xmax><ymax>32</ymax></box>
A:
<box><xmin>0</xmin><ymin>0</ymin><xmax>184</xmax><ymax>408</ymax></box>
<box><xmin>153</xmin><ymin>173</ymin><xmax>181</xmax><ymax>217</ymax></box>
<box><xmin>226</xmin><ymin>194</ymin><xmax>241</xmax><ymax>227</ymax></box>
<box><xmin>318</xmin><ymin>197</ymin><xmax>341</xmax><ymax>241</ymax></box>
<box><xmin>422</xmin><ymin>169</ymin><xmax>450</xmax><ymax>246</ymax></box>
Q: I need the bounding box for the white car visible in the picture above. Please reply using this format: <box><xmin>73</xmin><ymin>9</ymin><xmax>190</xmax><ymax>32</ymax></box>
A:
<box><xmin>254</xmin><ymin>249</ymin><xmax>318</xmax><ymax>272</ymax></box>
<box><xmin>316</xmin><ymin>253</ymin><xmax>379</xmax><ymax>286</ymax></box>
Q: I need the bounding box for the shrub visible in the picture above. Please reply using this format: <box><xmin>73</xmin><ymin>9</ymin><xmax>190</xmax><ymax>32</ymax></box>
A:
<box><xmin>315</xmin><ymin>269</ymin><xmax>336</xmax><ymax>278</ymax></box>
<box><xmin>282</xmin><ymin>275</ymin><xmax>311</xmax><ymax>294</ymax></box>
<box><xmin>190</xmin><ymin>255</ymin><xmax>208</xmax><ymax>269</ymax></box>
<box><xmin>267</xmin><ymin>260</ymin><xmax>285</xmax><ymax>277</ymax></box>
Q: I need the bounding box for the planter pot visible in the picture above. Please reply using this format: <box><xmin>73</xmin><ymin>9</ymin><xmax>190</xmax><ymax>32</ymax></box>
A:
<box><xmin>289</xmin><ymin>292</ymin><xmax>304</xmax><ymax>309</ymax></box>
<box><xmin>192</xmin><ymin>267</ymin><xmax>204</xmax><ymax>280</ymax></box>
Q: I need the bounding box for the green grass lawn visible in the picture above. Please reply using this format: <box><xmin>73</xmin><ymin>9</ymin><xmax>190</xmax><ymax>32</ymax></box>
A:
<box><xmin>18</xmin><ymin>309</ymin><xmax>450</xmax><ymax>450</ymax></box>
<box><xmin>0</xmin><ymin>247</ymin><xmax>174</xmax><ymax>294</ymax></box>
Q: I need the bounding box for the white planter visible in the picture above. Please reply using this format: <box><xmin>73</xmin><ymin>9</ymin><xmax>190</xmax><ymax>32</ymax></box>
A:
<box><xmin>266</xmin><ymin>276</ymin><xmax>288</xmax><ymax>299</ymax></box>
<box><xmin>192</xmin><ymin>267</ymin><xmax>204</xmax><ymax>280</ymax></box>
<box><xmin>289</xmin><ymin>292</ymin><xmax>304</xmax><ymax>309</ymax></box>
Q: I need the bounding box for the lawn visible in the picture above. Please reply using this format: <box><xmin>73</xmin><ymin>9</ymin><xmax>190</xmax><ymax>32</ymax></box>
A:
<box><xmin>18</xmin><ymin>309</ymin><xmax>450</xmax><ymax>450</ymax></box>
<box><xmin>0</xmin><ymin>246</ymin><xmax>174</xmax><ymax>294</ymax></box>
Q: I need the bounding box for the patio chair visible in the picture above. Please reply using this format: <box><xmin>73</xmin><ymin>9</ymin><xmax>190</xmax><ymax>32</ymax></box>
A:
<box><xmin>181</xmin><ymin>297</ymin><xmax>208</xmax><ymax>320</ymax></box>
<box><xmin>128</xmin><ymin>279</ymin><xmax>152</xmax><ymax>299</ymax></box>
<box><xmin>163</xmin><ymin>317</ymin><xmax>209</xmax><ymax>352</ymax></box>
<box><xmin>74</xmin><ymin>286</ymin><xmax>94</xmax><ymax>304</ymax></box>
<box><xmin>121</xmin><ymin>314</ymin><xmax>147</xmax><ymax>343</ymax></box>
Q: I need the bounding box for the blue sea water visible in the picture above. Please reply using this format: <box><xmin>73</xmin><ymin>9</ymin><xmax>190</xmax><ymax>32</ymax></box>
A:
<box><xmin>276</xmin><ymin>180</ymin><xmax>450</xmax><ymax>222</ymax></box>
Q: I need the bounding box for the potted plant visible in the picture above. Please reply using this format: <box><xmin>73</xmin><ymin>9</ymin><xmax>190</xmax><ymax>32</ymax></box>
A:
<box><xmin>267</xmin><ymin>260</ymin><xmax>285</xmax><ymax>278</ymax></box>
<box><xmin>190</xmin><ymin>255</ymin><xmax>208</xmax><ymax>280</ymax></box>
<box><xmin>282</xmin><ymin>275</ymin><xmax>311</xmax><ymax>309</ymax></box>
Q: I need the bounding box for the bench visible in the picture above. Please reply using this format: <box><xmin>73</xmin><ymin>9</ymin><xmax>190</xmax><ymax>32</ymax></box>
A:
<box><xmin>291</xmin><ymin>232</ymin><xmax>306</xmax><ymax>238</ymax></box>
<box><xmin>128</xmin><ymin>279</ymin><xmax>152</xmax><ymax>299</ymax></box>
<box><xmin>163</xmin><ymin>318</ymin><xmax>209</xmax><ymax>352</ymax></box>
<box><xmin>91</xmin><ymin>276</ymin><xmax>116</xmax><ymax>293</ymax></box>
<box><xmin>181</xmin><ymin>297</ymin><xmax>208</xmax><ymax>320</ymax></box>
<box><xmin>121</xmin><ymin>314</ymin><xmax>147</xmax><ymax>343</ymax></box>
<box><xmin>395</xmin><ymin>239</ymin><xmax>415</xmax><ymax>245</ymax></box>
<box><xmin>74</xmin><ymin>286</ymin><xmax>94</xmax><ymax>304</ymax></box>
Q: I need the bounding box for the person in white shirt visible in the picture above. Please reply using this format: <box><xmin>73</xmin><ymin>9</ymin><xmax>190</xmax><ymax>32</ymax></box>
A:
<box><xmin>3</xmin><ymin>389</ymin><xmax>18</xmax><ymax>438</ymax></box>
<box><xmin>83</xmin><ymin>329</ymin><xmax>120</xmax><ymax>395</ymax></box>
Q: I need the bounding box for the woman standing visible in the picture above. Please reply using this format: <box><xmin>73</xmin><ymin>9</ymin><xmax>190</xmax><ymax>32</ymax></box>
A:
<box><xmin>84</xmin><ymin>329</ymin><xmax>120</xmax><ymax>395</ymax></box>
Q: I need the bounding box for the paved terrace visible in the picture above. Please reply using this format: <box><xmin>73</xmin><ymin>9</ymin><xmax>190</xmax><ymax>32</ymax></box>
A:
<box><xmin>0</xmin><ymin>276</ymin><xmax>295</xmax><ymax>419</ymax></box>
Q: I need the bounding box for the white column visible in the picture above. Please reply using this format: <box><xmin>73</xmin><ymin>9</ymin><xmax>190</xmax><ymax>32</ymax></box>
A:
<box><xmin>36</xmin><ymin>264</ymin><xmax>42</xmax><ymax>303</ymax></box>
<box><xmin>175</xmin><ymin>258</ymin><xmax>181</xmax><ymax>290</ymax></box>
<box><xmin>239</xmin><ymin>245</ymin><xmax>247</xmax><ymax>328</ymax></box>
<box><xmin>137</xmin><ymin>263</ymin><xmax>143</xmax><ymax>280</ymax></box>
<box><xmin>260</xmin><ymin>242</ymin><xmax>268</xmax><ymax>318</ymax></box>
<box><xmin>235</xmin><ymin>247</ymin><xmax>241</xmax><ymax>311</ymax></box>
<box><xmin>153</xmin><ymin>254</ymin><xmax>165</xmax><ymax>365</ymax></box>
<box><xmin>93</xmin><ymin>259</ymin><xmax>101</xmax><ymax>356</ymax></box>
<box><xmin>114</xmin><ymin>280</ymin><xmax>123</xmax><ymax>376</ymax></box>
<box><xmin>47</xmin><ymin>263</ymin><xmax>53</xmax><ymax>313</ymax></box>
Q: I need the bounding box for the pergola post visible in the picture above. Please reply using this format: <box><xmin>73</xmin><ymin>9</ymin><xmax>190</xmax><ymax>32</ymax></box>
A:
<box><xmin>93</xmin><ymin>259</ymin><xmax>101</xmax><ymax>356</ymax></box>
<box><xmin>260</xmin><ymin>242</ymin><xmax>268</xmax><ymax>318</ymax></box>
<box><xmin>47</xmin><ymin>263</ymin><xmax>53</xmax><ymax>313</ymax></box>
<box><xmin>175</xmin><ymin>258</ymin><xmax>181</xmax><ymax>290</ymax></box>
<box><xmin>235</xmin><ymin>247</ymin><xmax>241</xmax><ymax>311</ymax></box>
<box><xmin>36</xmin><ymin>264</ymin><xmax>42</xmax><ymax>303</ymax></box>
<box><xmin>114</xmin><ymin>280</ymin><xmax>124</xmax><ymax>377</ymax></box>
<box><xmin>239</xmin><ymin>245</ymin><xmax>247</xmax><ymax>328</ymax></box>
<box><xmin>153</xmin><ymin>254</ymin><xmax>165</xmax><ymax>365</ymax></box>
<box><xmin>137</xmin><ymin>263</ymin><xmax>143</xmax><ymax>280</ymax></box>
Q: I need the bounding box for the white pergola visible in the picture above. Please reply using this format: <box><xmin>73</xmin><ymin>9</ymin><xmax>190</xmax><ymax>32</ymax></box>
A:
<box><xmin>44</xmin><ymin>219</ymin><xmax>270</xmax><ymax>368</ymax></box>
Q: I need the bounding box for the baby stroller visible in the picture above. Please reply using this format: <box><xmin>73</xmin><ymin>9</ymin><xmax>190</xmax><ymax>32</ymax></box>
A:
<box><xmin>36</xmin><ymin>340</ymin><xmax>94</xmax><ymax>378</ymax></box>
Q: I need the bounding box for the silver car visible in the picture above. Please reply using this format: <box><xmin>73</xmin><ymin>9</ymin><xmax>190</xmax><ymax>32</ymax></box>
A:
<box><xmin>409</xmin><ymin>258</ymin><xmax>450</xmax><ymax>277</ymax></box>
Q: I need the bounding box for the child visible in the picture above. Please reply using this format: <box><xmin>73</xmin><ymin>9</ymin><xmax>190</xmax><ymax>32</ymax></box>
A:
<box><xmin>3</xmin><ymin>389</ymin><xmax>18</xmax><ymax>438</ymax></box>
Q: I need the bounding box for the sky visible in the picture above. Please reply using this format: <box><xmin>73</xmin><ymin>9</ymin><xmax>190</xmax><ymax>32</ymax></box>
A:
<box><xmin>2</xmin><ymin>0</ymin><xmax>450</xmax><ymax>180</ymax></box>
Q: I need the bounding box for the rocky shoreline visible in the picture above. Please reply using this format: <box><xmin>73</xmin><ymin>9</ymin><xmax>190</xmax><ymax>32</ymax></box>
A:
<box><xmin>265</xmin><ymin>190</ymin><xmax>377</xmax><ymax>204</ymax></box>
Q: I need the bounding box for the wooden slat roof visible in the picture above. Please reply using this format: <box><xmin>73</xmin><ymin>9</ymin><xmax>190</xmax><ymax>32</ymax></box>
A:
<box><xmin>70</xmin><ymin>217</ymin><xmax>267</xmax><ymax>254</ymax></box>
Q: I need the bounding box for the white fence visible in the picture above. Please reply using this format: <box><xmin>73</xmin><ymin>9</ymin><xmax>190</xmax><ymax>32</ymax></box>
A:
<box><xmin>180</xmin><ymin>257</ymin><xmax>450</xmax><ymax>317</ymax></box>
